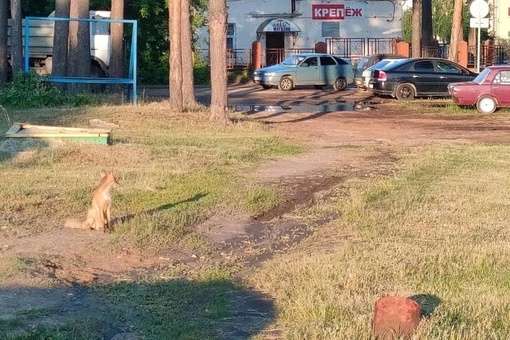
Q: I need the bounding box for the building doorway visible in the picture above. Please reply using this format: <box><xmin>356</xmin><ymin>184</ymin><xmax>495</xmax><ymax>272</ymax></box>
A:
<box><xmin>266</xmin><ymin>32</ymin><xmax>285</xmax><ymax>66</ymax></box>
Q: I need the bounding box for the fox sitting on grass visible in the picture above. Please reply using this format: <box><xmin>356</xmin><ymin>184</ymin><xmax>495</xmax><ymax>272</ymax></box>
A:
<box><xmin>65</xmin><ymin>170</ymin><xmax>120</xmax><ymax>232</ymax></box>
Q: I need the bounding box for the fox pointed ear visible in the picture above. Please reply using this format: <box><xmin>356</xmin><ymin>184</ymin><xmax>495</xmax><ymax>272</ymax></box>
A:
<box><xmin>100</xmin><ymin>170</ymin><xmax>107</xmax><ymax>178</ymax></box>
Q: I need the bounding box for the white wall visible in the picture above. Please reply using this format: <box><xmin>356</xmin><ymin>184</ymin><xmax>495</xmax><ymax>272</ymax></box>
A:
<box><xmin>196</xmin><ymin>0</ymin><xmax>404</xmax><ymax>52</ymax></box>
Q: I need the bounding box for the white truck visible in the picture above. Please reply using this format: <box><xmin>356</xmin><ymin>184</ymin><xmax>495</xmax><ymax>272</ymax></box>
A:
<box><xmin>7</xmin><ymin>11</ymin><xmax>112</xmax><ymax>77</ymax></box>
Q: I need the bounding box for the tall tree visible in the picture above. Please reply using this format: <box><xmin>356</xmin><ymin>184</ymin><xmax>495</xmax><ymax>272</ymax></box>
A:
<box><xmin>10</xmin><ymin>0</ymin><xmax>22</xmax><ymax>75</ymax></box>
<box><xmin>0</xmin><ymin>0</ymin><xmax>8</xmax><ymax>88</ymax></box>
<box><xmin>449</xmin><ymin>0</ymin><xmax>463</xmax><ymax>62</ymax></box>
<box><xmin>52</xmin><ymin>0</ymin><xmax>70</xmax><ymax>88</ymax></box>
<box><xmin>411</xmin><ymin>0</ymin><xmax>421</xmax><ymax>57</ymax></box>
<box><xmin>181</xmin><ymin>0</ymin><xmax>195</xmax><ymax>106</ymax></box>
<box><xmin>208</xmin><ymin>0</ymin><xmax>229</xmax><ymax>124</ymax></box>
<box><xmin>421</xmin><ymin>0</ymin><xmax>433</xmax><ymax>55</ymax></box>
<box><xmin>68</xmin><ymin>0</ymin><xmax>90</xmax><ymax>82</ymax></box>
<box><xmin>109</xmin><ymin>0</ymin><xmax>124</xmax><ymax>82</ymax></box>
<box><xmin>169</xmin><ymin>0</ymin><xmax>183</xmax><ymax>111</ymax></box>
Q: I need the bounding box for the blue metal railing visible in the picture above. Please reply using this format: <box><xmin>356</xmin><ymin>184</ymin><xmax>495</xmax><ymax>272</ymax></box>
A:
<box><xmin>24</xmin><ymin>16</ymin><xmax>138</xmax><ymax>104</ymax></box>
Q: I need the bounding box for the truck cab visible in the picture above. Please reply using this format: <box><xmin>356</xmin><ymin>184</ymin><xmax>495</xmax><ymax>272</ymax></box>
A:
<box><xmin>8</xmin><ymin>10</ymin><xmax>112</xmax><ymax>77</ymax></box>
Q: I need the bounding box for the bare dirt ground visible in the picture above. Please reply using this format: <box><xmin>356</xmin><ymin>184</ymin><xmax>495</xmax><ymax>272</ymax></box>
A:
<box><xmin>2</xmin><ymin>84</ymin><xmax>510</xmax><ymax>338</ymax></box>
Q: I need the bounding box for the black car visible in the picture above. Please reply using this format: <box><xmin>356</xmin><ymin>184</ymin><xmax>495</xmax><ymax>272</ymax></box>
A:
<box><xmin>368</xmin><ymin>58</ymin><xmax>478</xmax><ymax>100</ymax></box>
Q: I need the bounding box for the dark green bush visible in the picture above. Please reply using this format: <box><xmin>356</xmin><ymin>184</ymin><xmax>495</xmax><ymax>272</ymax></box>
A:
<box><xmin>0</xmin><ymin>72</ymin><xmax>99</xmax><ymax>108</ymax></box>
<box><xmin>194</xmin><ymin>60</ymin><xmax>210</xmax><ymax>85</ymax></box>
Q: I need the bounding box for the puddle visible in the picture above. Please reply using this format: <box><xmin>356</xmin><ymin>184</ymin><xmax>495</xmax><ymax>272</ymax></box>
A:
<box><xmin>232</xmin><ymin>103</ymin><xmax>355</xmax><ymax>114</ymax></box>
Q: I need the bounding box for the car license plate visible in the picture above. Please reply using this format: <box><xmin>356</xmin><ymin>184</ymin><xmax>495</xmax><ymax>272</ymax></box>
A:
<box><xmin>254</xmin><ymin>76</ymin><xmax>261</xmax><ymax>81</ymax></box>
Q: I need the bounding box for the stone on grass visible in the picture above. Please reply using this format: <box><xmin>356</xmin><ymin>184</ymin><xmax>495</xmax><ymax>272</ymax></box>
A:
<box><xmin>373</xmin><ymin>296</ymin><xmax>421</xmax><ymax>339</ymax></box>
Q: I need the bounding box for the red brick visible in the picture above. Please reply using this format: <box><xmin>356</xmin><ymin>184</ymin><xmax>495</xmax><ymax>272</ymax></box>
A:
<box><xmin>373</xmin><ymin>296</ymin><xmax>421</xmax><ymax>339</ymax></box>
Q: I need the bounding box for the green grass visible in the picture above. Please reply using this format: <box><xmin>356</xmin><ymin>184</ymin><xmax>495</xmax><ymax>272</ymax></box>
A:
<box><xmin>0</xmin><ymin>103</ymin><xmax>295</xmax><ymax>339</ymax></box>
<box><xmin>0</xmin><ymin>257</ymin><xmax>36</xmax><ymax>281</ymax></box>
<box><xmin>3</xmin><ymin>100</ymin><xmax>510</xmax><ymax>339</ymax></box>
<box><xmin>0</xmin><ymin>105</ymin><xmax>303</xmax><ymax>247</ymax></box>
<box><xmin>250</xmin><ymin>144</ymin><xmax>510</xmax><ymax>338</ymax></box>
<box><xmin>96</xmin><ymin>266</ymin><xmax>237</xmax><ymax>339</ymax></box>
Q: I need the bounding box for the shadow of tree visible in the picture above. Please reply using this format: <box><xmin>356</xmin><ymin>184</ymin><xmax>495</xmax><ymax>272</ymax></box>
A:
<box><xmin>0</xmin><ymin>137</ymin><xmax>50</xmax><ymax>163</ymax></box>
<box><xmin>0</xmin><ymin>278</ymin><xmax>275</xmax><ymax>339</ymax></box>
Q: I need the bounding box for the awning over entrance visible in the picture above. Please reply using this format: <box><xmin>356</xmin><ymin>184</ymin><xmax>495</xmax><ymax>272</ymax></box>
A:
<box><xmin>256</xmin><ymin>18</ymin><xmax>300</xmax><ymax>33</ymax></box>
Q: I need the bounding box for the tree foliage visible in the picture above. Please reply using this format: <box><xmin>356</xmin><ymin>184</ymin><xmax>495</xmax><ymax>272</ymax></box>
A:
<box><xmin>403</xmin><ymin>0</ymin><xmax>490</xmax><ymax>45</ymax></box>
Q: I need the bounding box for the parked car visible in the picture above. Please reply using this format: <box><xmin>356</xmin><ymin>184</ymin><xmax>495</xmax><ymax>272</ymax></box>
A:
<box><xmin>252</xmin><ymin>53</ymin><xmax>354</xmax><ymax>91</ymax></box>
<box><xmin>354</xmin><ymin>54</ymin><xmax>405</xmax><ymax>88</ymax></box>
<box><xmin>369</xmin><ymin>58</ymin><xmax>478</xmax><ymax>100</ymax></box>
<box><xmin>360</xmin><ymin>58</ymin><xmax>406</xmax><ymax>89</ymax></box>
<box><xmin>448</xmin><ymin>65</ymin><xmax>510</xmax><ymax>114</ymax></box>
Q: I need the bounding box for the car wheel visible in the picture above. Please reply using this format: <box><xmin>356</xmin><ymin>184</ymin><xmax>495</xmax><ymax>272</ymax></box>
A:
<box><xmin>333</xmin><ymin>77</ymin><xmax>347</xmax><ymax>91</ymax></box>
<box><xmin>90</xmin><ymin>64</ymin><xmax>107</xmax><ymax>93</ymax></box>
<box><xmin>278</xmin><ymin>76</ymin><xmax>293</xmax><ymax>91</ymax></box>
<box><xmin>261</xmin><ymin>84</ymin><xmax>272</xmax><ymax>90</ymax></box>
<box><xmin>394</xmin><ymin>83</ymin><xmax>415</xmax><ymax>101</ymax></box>
<box><xmin>476</xmin><ymin>96</ymin><xmax>497</xmax><ymax>114</ymax></box>
<box><xmin>314</xmin><ymin>85</ymin><xmax>325</xmax><ymax>90</ymax></box>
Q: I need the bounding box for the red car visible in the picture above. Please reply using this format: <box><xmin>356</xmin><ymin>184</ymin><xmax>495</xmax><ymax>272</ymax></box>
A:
<box><xmin>448</xmin><ymin>65</ymin><xmax>510</xmax><ymax>114</ymax></box>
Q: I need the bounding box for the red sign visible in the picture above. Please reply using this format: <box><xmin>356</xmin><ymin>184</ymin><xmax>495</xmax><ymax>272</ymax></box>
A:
<box><xmin>312</xmin><ymin>4</ymin><xmax>363</xmax><ymax>20</ymax></box>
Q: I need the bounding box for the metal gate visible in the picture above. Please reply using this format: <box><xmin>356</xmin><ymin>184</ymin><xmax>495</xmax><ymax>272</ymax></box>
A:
<box><xmin>326</xmin><ymin>38</ymin><xmax>397</xmax><ymax>61</ymax></box>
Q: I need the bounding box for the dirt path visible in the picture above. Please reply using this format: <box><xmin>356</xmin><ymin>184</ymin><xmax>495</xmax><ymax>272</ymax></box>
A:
<box><xmin>2</xmin><ymin>84</ymin><xmax>510</xmax><ymax>338</ymax></box>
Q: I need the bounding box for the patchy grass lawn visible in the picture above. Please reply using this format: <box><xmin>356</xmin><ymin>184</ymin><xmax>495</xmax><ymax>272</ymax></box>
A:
<box><xmin>250</xmin><ymin>144</ymin><xmax>510</xmax><ymax>338</ymax></box>
<box><xmin>2</xmin><ymin>100</ymin><xmax>510</xmax><ymax>339</ymax></box>
<box><xmin>0</xmin><ymin>104</ymin><xmax>303</xmax><ymax>247</ymax></box>
<box><xmin>0</xmin><ymin>103</ymin><xmax>300</xmax><ymax>339</ymax></box>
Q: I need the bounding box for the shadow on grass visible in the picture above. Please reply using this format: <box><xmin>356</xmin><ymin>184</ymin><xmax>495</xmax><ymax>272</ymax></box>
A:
<box><xmin>112</xmin><ymin>193</ymin><xmax>208</xmax><ymax>226</ymax></box>
<box><xmin>0</xmin><ymin>278</ymin><xmax>275</xmax><ymax>339</ymax></box>
<box><xmin>0</xmin><ymin>137</ymin><xmax>50</xmax><ymax>164</ymax></box>
<box><xmin>408</xmin><ymin>294</ymin><xmax>442</xmax><ymax>318</ymax></box>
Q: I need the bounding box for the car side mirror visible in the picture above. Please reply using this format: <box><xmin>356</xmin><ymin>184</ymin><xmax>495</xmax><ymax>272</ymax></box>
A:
<box><xmin>301</xmin><ymin>62</ymin><xmax>309</xmax><ymax>67</ymax></box>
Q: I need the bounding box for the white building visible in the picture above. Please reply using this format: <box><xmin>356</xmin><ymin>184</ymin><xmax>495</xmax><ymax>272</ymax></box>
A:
<box><xmin>197</xmin><ymin>0</ymin><xmax>405</xmax><ymax>66</ymax></box>
<box><xmin>490</xmin><ymin>0</ymin><xmax>510</xmax><ymax>41</ymax></box>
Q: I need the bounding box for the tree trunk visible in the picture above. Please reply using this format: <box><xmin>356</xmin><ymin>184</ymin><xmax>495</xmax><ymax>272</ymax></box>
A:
<box><xmin>10</xmin><ymin>0</ymin><xmax>22</xmax><ymax>76</ymax></box>
<box><xmin>76</xmin><ymin>0</ymin><xmax>90</xmax><ymax>77</ymax></box>
<box><xmin>52</xmin><ymin>0</ymin><xmax>70</xmax><ymax>91</ymax></box>
<box><xmin>411</xmin><ymin>0</ymin><xmax>421</xmax><ymax>57</ymax></box>
<box><xmin>181</xmin><ymin>0</ymin><xmax>196</xmax><ymax>107</ymax></box>
<box><xmin>0</xmin><ymin>0</ymin><xmax>8</xmax><ymax>89</ymax></box>
<box><xmin>169</xmin><ymin>0</ymin><xmax>183</xmax><ymax>111</ymax></box>
<box><xmin>69</xmin><ymin>0</ymin><xmax>90</xmax><ymax>90</ymax></box>
<box><xmin>109</xmin><ymin>0</ymin><xmax>124</xmax><ymax>91</ymax></box>
<box><xmin>209</xmin><ymin>0</ymin><xmax>229</xmax><ymax>124</ymax></box>
<box><xmin>449</xmin><ymin>0</ymin><xmax>463</xmax><ymax>62</ymax></box>
<box><xmin>421</xmin><ymin>0</ymin><xmax>432</xmax><ymax>53</ymax></box>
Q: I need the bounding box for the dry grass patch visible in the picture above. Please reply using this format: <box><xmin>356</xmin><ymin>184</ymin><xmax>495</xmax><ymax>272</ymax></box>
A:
<box><xmin>250</xmin><ymin>144</ymin><xmax>510</xmax><ymax>338</ymax></box>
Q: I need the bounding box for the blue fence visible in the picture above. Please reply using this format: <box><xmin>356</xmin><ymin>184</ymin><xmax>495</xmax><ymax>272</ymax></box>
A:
<box><xmin>24</xmin><ymin>16</ymin><xmax>138</xmax><ymax>104</ymax></box>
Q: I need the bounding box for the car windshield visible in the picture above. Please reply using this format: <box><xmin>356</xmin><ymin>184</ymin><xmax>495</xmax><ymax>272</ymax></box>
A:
<box><xmin>281</xmin><ymin>55</ymin><xmax>306</xmax><ymax>66</ymax></box>
<box><xmin>472</xmin><ymin>68</ymin><xmax>491</xmax><ymax>84</ymax></box>
<box><xmin>369</xmin><ymin>60</ymin><xmax>392</xmax><ymax>71</ymax></box>
<box><xmin>356</xmin><ymin>58</ymin><xmax>368</xmax><ymax>70</ymax></box>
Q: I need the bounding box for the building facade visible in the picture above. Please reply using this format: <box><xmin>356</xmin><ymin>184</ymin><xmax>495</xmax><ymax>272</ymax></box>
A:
<box><xmin>491</xmin><ymin>0</ymin><xmax>510</xmax><ymax>41</ymax></box>
<box><xmin>197</xmin><ymin>0</ymin><xmax>405</xmax><ymax>65</ymax></box>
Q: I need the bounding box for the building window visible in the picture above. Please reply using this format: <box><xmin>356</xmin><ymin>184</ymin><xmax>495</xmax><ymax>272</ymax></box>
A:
<box><xmin>508</xmin><ymin>7</ymin><xmax>510</xmax><ymax>16</ymax></box>
<box><xmin>227</xmin><ymin>23</ymin><xmax>235</xmax><ymax>49</ymax></box>
<box><xmin>322</xmin><ymin>22</ymin><xmax>339</xmax><ymax>37</ymax></box>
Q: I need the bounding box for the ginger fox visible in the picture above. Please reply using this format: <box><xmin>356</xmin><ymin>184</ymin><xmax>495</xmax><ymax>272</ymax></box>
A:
<box><xmin>65</xmin><ymin>171</ymin><xmax>120</xmax><ymax>231</ymax></box>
